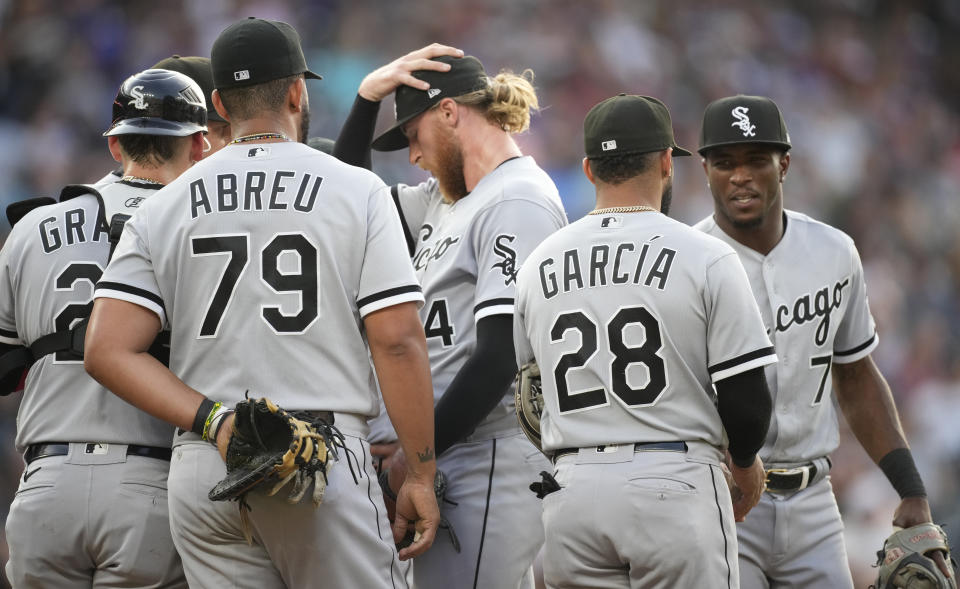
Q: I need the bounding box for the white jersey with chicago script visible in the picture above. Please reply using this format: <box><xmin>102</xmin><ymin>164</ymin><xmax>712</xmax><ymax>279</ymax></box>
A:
<box><xmin>391</xmin><ymin>156</ymin><xmax>566</xmax><ymax>437</ymax></box>
<box><xmin>514</xmin><ymin>211</ymin><xmax>777</xmax><ymax>451</ymax></box>
<box><xmin>95</xmin><ymin>142</ymin><xmax>423</xmax><ymax>415</ymax></box>
<box><xmin>0</xmin><ymin>181</ymin><xmax>170</xmax><ymax>450</ymax></box>
<box><xmin>696</xmin><ymin>210</ymin><xmax>877</xmax><ymax>466</ymax></box>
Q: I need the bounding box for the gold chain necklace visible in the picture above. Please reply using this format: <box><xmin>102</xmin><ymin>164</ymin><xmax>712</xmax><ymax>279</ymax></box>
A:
<box><xmin>230</xmin><ymin>132</ymin><xmax>290</xmax><ymax>144</ymax></box>
<box><xmin>588</xmin><ymin>205</ymin><xmax>658</xmax><ymax>215</ymax></box>
<box><xmin>121</xmin><ymin>175</ymin><xmax>164</xmax><ymax>186</ymax></box>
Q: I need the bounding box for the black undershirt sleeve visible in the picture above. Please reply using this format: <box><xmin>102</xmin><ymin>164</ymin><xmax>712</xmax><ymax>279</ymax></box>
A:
<box><xmin>715</xmin><ymin>366</ymin><xmax>773</xmax><ymax>468</ymax></box>
<box><xmin>332</xmin><ymin>94</ymin><xmax>380</xmax><ymax>171</ymax></box>
<box><xmin>433</xmin><ymin>315</ymin><xmax>517</xmax><ymax>456</ymax></box>
<box><xmin>0</xmin><ymin>342</ymin><xmax>26</xmax><ymax>396</ymax></box>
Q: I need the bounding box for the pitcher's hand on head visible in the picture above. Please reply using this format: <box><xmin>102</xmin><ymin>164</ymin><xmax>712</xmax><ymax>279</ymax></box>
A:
<box><xmin>359</xmin><ymin>44</ymin><xmax>464</xmax><ymax>102</ymax></box>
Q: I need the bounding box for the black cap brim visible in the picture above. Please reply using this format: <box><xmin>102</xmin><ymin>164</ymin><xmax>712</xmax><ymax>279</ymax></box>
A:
<box><xmin>304</xmin><ymin>70</ymin><xmax>322</xmax><ymax>81</ymax></box>
<box><xmin>697</xmin><ymin>140</ymin><xmax>791</xmax><ymax>156</ymax></box>
<box><xmin>371</xmin><ymin>108</ymin><xmax>427</xmax><ymax>152</ymax></box>
<box><xmin>672</xmin><ymin>146</ymin><xmax>693</xmax><ymax>157</ymax></box>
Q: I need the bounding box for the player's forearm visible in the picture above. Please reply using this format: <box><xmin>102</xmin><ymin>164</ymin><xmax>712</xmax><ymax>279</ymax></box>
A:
<box><xmin>85</xmin><ymin>298</ymin><xmax>205</xmax><ymax>430</ymax></box>
<box><xmin>332</xmin><ymin>94</ymin><xmax>378</xmax><ymax>170</ymax></box>
<box><xmin>366</xmin><ymin>304</ymin><xmax>436</xmax><ymax>479</ymax></box>
<box><xmin>833</xmin><ymin>356</ymin><xmax>909</xmax><ymax>462</ymax></box>
<box><xmin>433</xmin><ymin>315</ymin><xmax>517</xmax><ymax>455</ymax></box>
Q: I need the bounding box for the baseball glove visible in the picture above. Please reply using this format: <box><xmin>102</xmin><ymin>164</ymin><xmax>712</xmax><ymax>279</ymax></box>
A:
<box><xmin>209</xmin><ymin>397</ymin><xmax>339</xmax><ymax>507</ymax></box>
<box><xmin>515</xmin><ymin>362</ymin><xmax>545</xmax><ymax>452</ymax></box>
<box><xmin>873</xmin><ymin>523</ymin><xmax>958</xmax><ymax>589</ymax></box>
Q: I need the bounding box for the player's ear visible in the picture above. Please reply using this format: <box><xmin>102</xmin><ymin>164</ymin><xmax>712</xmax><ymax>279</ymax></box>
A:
<box><xmin>661</xmin><ymin>149</ymin><xmax>674</xmax><ymax>179</ymax></box>
<box><xmin>437</xmin><ymin>98</ymin><xmax>459</xmax><ymax>126</ymax></box>
<box><xmin>288</xmin><ymin>78</ymin><xmax>306</xmax><ymax>113</ymax></box>
<box><xmin>211</xmin><ymin>90</ymin><xmax>231</xmax><ymax>123</ymax></box>
<box><xmin>779</xmin><ymin>151</ymin><xmax>790</xmax><ymax>182</ymax></box>
<box><xmin>581</xmin><ymin>157</ymin><xmax>595</xmax><ymax>185</ymax></box>
<box><xmin>189</xmin><ymin>132</ymin><xmax>205</xmax><ymax>163</ymax></box>
<box><xmin>107</xmin><ymin>136</ymin><xmax>123</xmax><ymax>163</ymax></box>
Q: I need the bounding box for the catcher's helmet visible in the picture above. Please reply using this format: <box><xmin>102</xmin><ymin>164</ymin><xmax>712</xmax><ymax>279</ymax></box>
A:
<box><xmin>103</xmin><ymin>69</ymin><xmax>207</xmax><ymax>137</ymax></box>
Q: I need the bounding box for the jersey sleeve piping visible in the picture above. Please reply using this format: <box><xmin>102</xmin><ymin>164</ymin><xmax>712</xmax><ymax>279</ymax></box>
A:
<box><xmin>390</xmin><ymin>185</ymin><xmax>416</xmax><ymax>256</ymax></box>
<box><xmin>0</xmin><ymin>327</ymin><xmax>20</xmax><ymax>345</ymax></box>
<box><xmin>474</xmin><ymin>297</ymin><xmax>514</xmax><ymax>321</ymax></box>
<box><xmin>709</xmin><ymin>346</ymin><xmax>777</xmax><ymax>382</ymax></box>
<box><xmin>94</xmin><ymin>281</ymin><xmax>166</xmax><ymax>324</ymax></box>
<box><xmin>832</xmin><ymin>331</ymin><xmax>878</xmax><ymax>364</ymax></box>
<box><xmin>357</xmin><ymin>284</ymin><xmax>424</xmax><ymax>317</ymax></box>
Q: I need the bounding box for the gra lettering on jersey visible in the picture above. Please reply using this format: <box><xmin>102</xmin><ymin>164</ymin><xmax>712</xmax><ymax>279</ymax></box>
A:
<box><xmin>413</xmin><ymin>234</ymin><xmax>461</xmax><ymax>271</ymax></box>
<box><xmin>774</xmin><ymin>278</ymin><xmax>849</xmax><ymax>346</ymax></box>
<box><xmin>539</xmin><ymin>241</ymin><xmax>676</xmax><ymax>299</ymax></box>
<box><xmin>189</xmin><ymin>171</ymin><xmax>322</xmax><ymax>219</ymax></box>
<box><xmin>38</xmin><ymin>208</ymin><xmax>108</xmax><ymax>254</ymax></box>
<box><xmin>491</xmin><ymin>234</ymin><xmax>518</xmax><ymax>285</ymax></box>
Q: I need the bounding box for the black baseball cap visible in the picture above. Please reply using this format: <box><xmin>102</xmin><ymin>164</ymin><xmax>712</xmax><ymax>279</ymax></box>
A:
<box><xmin>151</xmin><ymin>55</ymin><xmax>226</xmax><ymax>123</ymax></box>
<box><xmin>698</xmin><ymin>95</ymin><xmax>791</xmax><ymax>155</ymax></box>
<box><xmin>584</xmin><ymin>94</ymin><xmax>691</xmax><ymax>159</ymax></box>
<box><xmin>371</xmin><ymin>55</ymin><xmax>489</xmax><ymax>152</ymax></box>
<box><xmin>211</xmin><ymin>17</ymin><xmax>321</xmax><ymax>90</ymax></box>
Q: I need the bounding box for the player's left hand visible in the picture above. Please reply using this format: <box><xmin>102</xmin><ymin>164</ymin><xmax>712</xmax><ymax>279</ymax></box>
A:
<box><xmin>893</xmin><ymin>496</ymin><xmax>953</xmax><ymax>579</ymax></box>
<box><xmin>392</xmin><ymin>450</ymin><xmax>440</xmax><ymax>560</ymax></box>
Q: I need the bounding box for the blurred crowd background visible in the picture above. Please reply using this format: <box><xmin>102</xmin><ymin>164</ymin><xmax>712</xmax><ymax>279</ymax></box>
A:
<box><xmin>1</xmin><ymin>0</ymin><xmax>958</xmax><ymax>586</ymax></box>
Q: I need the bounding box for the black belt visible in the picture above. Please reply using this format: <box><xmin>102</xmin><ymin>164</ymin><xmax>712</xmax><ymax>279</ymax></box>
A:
<box><xmin>765</xmin><ymin>463</ymin><xmax>817</xmax><ymax>492</ymax></box>
<box><xmin>24</xmin><ymin>443</ymin><xmax>172</xmax><ymax>465</ymax></box>
<box><xmin>553</xmin><ymin>441</ymin><xmax>688</xmax><ymax>463</ymax></box>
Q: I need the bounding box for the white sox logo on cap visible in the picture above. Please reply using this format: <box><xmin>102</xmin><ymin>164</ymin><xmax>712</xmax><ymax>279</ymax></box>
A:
<box><xmin>731</xmin><ymin>106</ymin><xmax>756</xmax><ymax>137</ymax></box>
<box><xmin>128</xmin><ymin>86</ymin><xmax>148</xmax><ymax>110</ymax></box>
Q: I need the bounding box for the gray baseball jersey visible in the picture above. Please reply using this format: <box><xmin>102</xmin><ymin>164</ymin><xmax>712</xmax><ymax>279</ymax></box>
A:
<box><xmin>391</xmin><ymin>155</ymin><xmax>566</xmax><ymax>588</ymax></box>
<box><xmin>696</xmin><ymin>209</ymin><xmax>875</xmax><ymax>589</ymax></box>
<box><xmin>393</xmin><ymin>156</ymin><xmax>567</xmax><ymax>437</ymax></box>
<box><xmin>94</xmin><ymin>141</ymin><xmax>422</xmax><ymax>588</ymax></box>
<box><xmin>513</xmin><ymin>209</ymin><xmax>776</xmax><ymax>589</ymax></box>
<box><xmin>696</xmin><ymin>209</ymin><xmax>878</xmax><ymax>465</ymax></box>
<box><xmin>96</xmin><ymin>142</ymin><xmax>423</xmax><ymax>414</ymax></box>
<box><xmin>514</xmin><ymin>211</ymin><xmax>777</xmax><ymax>451</ymax></box>
<box><xmin>1</xmin><ymin>179</ymin><xmax>185</xmax><ymax>588</ymax></box>
<box><xmin>0</xmin><ymin>181</ymin><xmax>172</xmax><ymax>449</ymax></box>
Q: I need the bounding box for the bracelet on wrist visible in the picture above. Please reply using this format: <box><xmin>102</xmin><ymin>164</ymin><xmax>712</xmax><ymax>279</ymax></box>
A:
<box><xmin>191</xmin><ymin>398</ymin><xmax>216</xmax><ymax>437</ymax></box>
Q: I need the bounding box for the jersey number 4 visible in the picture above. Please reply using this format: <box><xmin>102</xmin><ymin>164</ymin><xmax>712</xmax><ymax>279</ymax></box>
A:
<box><xmin>191</xmin><ymin>233</ymin><xmax>318</xmax><ymax>338</ymax></box>
<box><xmin>551</xmin><ymin>306</ymin><xmax>667</xmax><ymax>413</ymax></box>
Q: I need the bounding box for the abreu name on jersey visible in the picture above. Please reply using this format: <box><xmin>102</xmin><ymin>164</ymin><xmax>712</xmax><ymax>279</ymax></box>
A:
<box><xmin>188</xmin><ymin>170</ymin><xmax>323</xmax><ymax>219</ymax></box>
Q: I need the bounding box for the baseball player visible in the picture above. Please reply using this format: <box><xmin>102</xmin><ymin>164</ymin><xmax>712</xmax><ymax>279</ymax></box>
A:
<box><xmin>83</xmin><ymin>18</ymin><xmax>440</xmax><ymax>589</ymax></box>
<box><xmin>513</xmin><ymin>93</ymin><xmax>776</xmax><ymax>589</ymax></box>
<box><xmin>91</xmin><ymin>55</ymin><xmax>229</xmax><ymax>190</ymax></box>
<box><xmin>334</xmin><ymin>46</ymin><xmax>568</xmax><ymax>588</ymax></box>
<box><xmin>694</xmin><ymin>94</ymin><xmax>948</xmax><ymax>587</ymax></box>
<box><xmin>0</xmin><ymin>67</ymin><xmax>208</xmax><ymax>588</ymax></box>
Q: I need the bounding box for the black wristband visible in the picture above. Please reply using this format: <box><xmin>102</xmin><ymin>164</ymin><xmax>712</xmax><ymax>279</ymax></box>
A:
<box><xmin>730</xmin><ymin>453</ymin><xmax>756</xmax><ymax>469</ymax></box>
<box><xmin>191</xmin><ymin>398</ymin><xmax>215</xmax><ymax>436</ymax></box>
<box><xmin>878</xmin><ymin>447</ymin><xmax>926</xmax><ymax>499</ymax></box>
